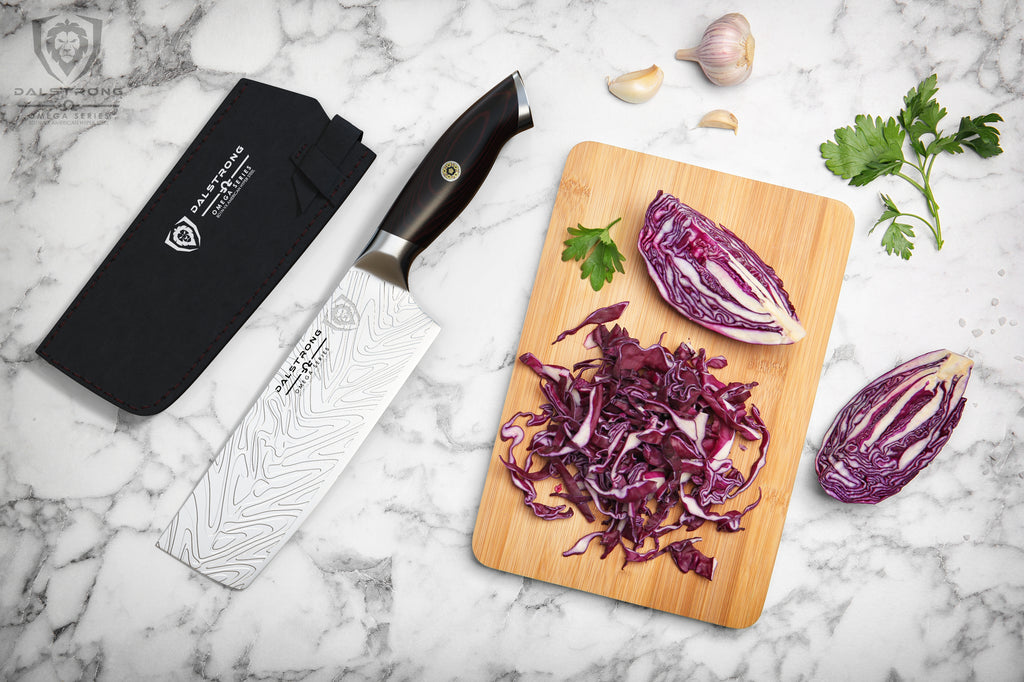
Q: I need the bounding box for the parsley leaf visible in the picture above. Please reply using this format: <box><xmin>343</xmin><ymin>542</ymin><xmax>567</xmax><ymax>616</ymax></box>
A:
<box><xmin>821</xmin><ymin>74</ymin><xmax>1003</xmax><ymax>257</ymax></box>
<box><xmin>880</xmin><ymin>221</ymin><xmax>915</xmax><ymax>260</ymax></box>
<box><xmin>875</xmin><ymin>193</ymin><xmax>901</xmax><ymax>223</ymax></box>
<box><xmin>870</xmin><ymin>195</ymin><xmax>915</xmax><ymax>259</ymax></box>
<box><xmin>562</xmin><ymin>217</ymin><xmax>626</xmax><ymax>291</ymax></box>
<box><xmin>955</xmin><ymin>113</ymin><xmax>1004</xmax><ymax>158</ymax></box>
<box><xmin>902</xmin><ymin>73</ymin><xmax>939</xmax><ymax>121</ymax></box>
<box><xmin>926</xmin><ymin>134</ymin><xmax>963</xmax><ymax>157</ymax></box>
<box><xmin>901</xmin><ymin>73</ymin><xmax>947</xmax><ymax>156</ymax></box>
<box><xmin>820</xmin><ymin>115</ymin><xmax>906</xmax><ymax>186</ymax></box>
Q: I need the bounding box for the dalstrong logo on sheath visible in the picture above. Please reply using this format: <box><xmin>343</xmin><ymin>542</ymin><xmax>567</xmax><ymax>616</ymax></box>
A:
<box><xmin>32</xmin><ymin>14</ymin><xmax>103</xmax><ymax>85</ymax></box>
<box><xmin>166</xmin><ymin>216</ymin><xmax>201</xmax><ymax>253</ymax></box>
<box><xmin>164</xmin><ymin>145</ymin><xmax>254</xmax><ymax>252</ymax></box>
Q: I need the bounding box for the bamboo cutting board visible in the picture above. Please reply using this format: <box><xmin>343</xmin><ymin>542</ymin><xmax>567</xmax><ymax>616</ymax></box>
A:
<box><xmin>472</xmin><ymin>141</ymin><xmax>854</xmax><ymax>628</ymax></box>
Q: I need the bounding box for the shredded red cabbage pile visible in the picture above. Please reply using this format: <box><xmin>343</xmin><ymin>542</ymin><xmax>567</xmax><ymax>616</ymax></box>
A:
<box><xmin>500</xmin><ymin>302</ymin><xmax>770</xmax><ymax>580</ymax></box>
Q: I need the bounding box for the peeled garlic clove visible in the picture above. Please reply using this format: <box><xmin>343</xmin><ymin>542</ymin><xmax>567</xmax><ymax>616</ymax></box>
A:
<box><xmin>606</xmin><ymin>65</ymin><xmax>664</xmax><ymax>103</ymax></box>
<box><xmin>676</xmin><ymin>13</ymin><xmax>755</xmax><ymax>86</ymax></box>
<box><xmin>697</xmin><ymin>109</ymin><xmax>738</xmax><ymax>133</ymax></box>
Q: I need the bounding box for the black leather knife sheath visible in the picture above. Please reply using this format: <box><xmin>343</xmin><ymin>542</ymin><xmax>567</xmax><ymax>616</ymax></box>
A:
<box><xmin>36</xmin><ymin>78</ymin><xmax>375</xmax><ymax>415</ymax></box>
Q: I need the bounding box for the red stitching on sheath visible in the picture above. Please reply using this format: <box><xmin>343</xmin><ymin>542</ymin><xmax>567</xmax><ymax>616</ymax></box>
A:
<box><xmin>38</xmin><ymin>83</ymin><xmax>371</xmax><ymax>412</ymax></box>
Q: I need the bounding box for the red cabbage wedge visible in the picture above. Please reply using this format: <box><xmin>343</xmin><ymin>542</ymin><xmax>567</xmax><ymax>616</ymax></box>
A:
<box><xmin>638</xmin><ymin>191</ymin><xmax>806</xmax><ymax>345</ymax></box>
<box><xmin>815</xmin><ymin>349</ymin><xmax>973</xmax><ymax>504</ymax></box>
<box><xmin>499</xmin><ymin>302</ymin><xmax>769</xmax><ymax>581</ymax></box>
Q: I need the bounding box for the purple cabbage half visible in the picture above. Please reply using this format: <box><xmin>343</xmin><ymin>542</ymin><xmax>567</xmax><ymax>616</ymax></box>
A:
<box><xmin>638</xmin><ymin>191</ymin><xmax>806</xmax><ymax>345</ymax></box>
<box><xmin>500</xmin><ymin>302</ymin><xmax>770</xmax><ymax>581</ymax></box>
<box><xmin>815</xmin><ymin>349</ymin><xmax>973</xmax><ymax>504</ymax></box>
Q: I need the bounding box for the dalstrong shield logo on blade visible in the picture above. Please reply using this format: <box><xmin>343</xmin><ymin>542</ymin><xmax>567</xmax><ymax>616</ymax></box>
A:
<box><xmin>166</xmin><ymin>217</ymin><xmax>201</xmax><ymax>252</ymax></box>
<box><xmin>32</xmin><ymin>14</ymin><xmax>103</xmax><ymax>85</ymax></box>
<box><xmin>328</xmin><ymin>294</ymin><xmax>359</xmax><ymax>331</ymax></box>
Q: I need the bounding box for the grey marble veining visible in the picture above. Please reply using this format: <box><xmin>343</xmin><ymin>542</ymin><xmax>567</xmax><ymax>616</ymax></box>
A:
<box><xmin>2</xmin><ymin>0</ymin><xmax>1023</xmax><ymax>680</ymax></box>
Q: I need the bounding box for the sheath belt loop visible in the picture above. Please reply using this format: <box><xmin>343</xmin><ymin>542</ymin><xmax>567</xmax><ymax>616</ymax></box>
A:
<box><xmin>292</xmin><ymin>115</ymin><xmax>368</xmax><ymax>212</ymax></box>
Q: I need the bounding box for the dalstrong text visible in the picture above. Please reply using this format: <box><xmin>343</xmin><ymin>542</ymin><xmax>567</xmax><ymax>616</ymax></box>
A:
<box><xmin>14</xmin><ymin>86</ymin><xmax>123</xmax><ymax>96</ymax></box>
<box><xmin>165</xmin><ymin>143</ymin><xmax>253</xmax><ymax>251</ymax></box>
<box><xmin>191</xmin><ymin>146</ymin><xmax>246</xmax><ymax>214</ymax></box>
<box><xmin>275</xmin><ymin>329</ymin><xmax>327</xmax><ymax>395</ymax></box>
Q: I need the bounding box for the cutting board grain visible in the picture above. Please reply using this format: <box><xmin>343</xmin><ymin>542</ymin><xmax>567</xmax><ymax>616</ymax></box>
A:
<box><xmin>472</xmin><ymin>141</ymin><xmax>854</xmax><ymax>628</ymax></box>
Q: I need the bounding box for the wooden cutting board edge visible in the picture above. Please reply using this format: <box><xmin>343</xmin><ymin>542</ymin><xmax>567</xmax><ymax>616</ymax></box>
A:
<box><xmin>471</xmin><ymin>140</ymin><xmax>855</xmax><ymax>628</ymax></box>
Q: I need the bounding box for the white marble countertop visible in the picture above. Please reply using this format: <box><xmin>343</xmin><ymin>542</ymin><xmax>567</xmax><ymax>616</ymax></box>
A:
<box><xmin>2</xmin><ymin>0</ymin><xmax>1022</xmax><ymax>679</ymax></box>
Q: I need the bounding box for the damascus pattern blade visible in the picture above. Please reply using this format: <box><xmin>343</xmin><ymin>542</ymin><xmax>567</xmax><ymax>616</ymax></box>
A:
<box><xmin>156</xmin><ymin>268</ymin><xmax>439</xmax><ymax>588</ymax></box>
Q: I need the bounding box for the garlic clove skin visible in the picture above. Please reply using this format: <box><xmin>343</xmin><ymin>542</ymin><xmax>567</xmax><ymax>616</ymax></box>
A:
<box><xmin>606</xmin><ymin>64</ymin><xmax>665</xmax><ymax>103</ymax></box>
<box><xmin>676</xmin><ymin>13</ymin><xmax>755</xmax><ymax>86</ymax></box>
<box><xmin>697</xmin><ymin>109</ymin><xmax>739</xmax><ymax>133</ymax></box>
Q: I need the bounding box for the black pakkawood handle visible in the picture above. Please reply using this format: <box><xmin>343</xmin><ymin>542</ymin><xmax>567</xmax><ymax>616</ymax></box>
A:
<box><xmin>375</xmin><ymin>72</ymin><xmax>532</xmax><ymax>270</ymax></box>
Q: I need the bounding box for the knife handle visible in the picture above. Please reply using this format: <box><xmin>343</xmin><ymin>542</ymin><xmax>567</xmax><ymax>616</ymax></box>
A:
<box><xmin>362</xmin><ymin>72</ymin><xmax>533</xmax><ymax>287</ymax></box>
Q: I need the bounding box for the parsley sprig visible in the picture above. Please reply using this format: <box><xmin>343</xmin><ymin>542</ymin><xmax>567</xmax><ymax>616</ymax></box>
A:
<box><xmin>820</xmin><ymin>74</ymin><xmax>1003</xmax><ymax>258</ymax></box>
<box><xmin>562</xmin><ymin>217</ymin><xmax>626</xmax><ymax>291</ymax></box>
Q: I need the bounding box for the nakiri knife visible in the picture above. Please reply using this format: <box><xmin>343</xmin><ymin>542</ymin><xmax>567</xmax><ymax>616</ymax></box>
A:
<box><xmin>156</xmin><ymin>72</ymin><xmax>533</xmax><ymax>589</ymax></box>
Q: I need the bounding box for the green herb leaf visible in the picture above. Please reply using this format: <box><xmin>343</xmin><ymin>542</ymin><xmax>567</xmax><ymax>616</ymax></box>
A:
<box><xmin>872</xmin><ymin>193</ymin><xmax>901</xmax><ymax>227</ymax></box>
<box><xmin>872</xmin><ymin>195</ymin><xmax>918</xmax><ymax>257</ymax></box>
<box><xmin>561</xmin><ymin>217</ymin><xmax>626</xmax><ymax>291</ymax></box>
<box><xmin>880</xmin><ymin>221</ymin><xmax>915</xmax><ymax>260</ymax></box>
<box><xmin>820</xmin><ymin>115</ymin><xmax>906</xmax><ymax>186</ymax></box>
<box><xmin>561</xmin><ymin>225</ymin><xmax>601</xmax><ymax>262</ymax></box>
<box><xmin>902</xmin><ymin>74</ymin><xmax>939</xmax><ymax>121</ymax></box>
<box><xmin>955</xmin><ymin>113</ymin><xmax>1004</xmax><ymax>158</ymax></box>
<box><xmin>900</xmin><ymin>74</ymin><xmax>948</xmax><ymax>157</ymax></box>
<box><xmin>914</xmin><ymin>101</ymin><xmax>948</xmax><ymax>136</ymax></box>
<box><xmin>902</xmin><ymin>75</ymin><xmax>945</xmax><ymax>132</ymax></box>
<box><xmin>820</xmin><ymin>73</ymin><xmax>1003</xmax><ymax>258</ymax></box>
<box><xmin>925</xmin><ymin>134</ymin><xmax>962</xmax><ymax>156</ymax></box>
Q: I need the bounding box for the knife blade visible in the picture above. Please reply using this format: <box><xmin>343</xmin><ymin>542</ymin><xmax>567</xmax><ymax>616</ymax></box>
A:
<box><xmin>156</xmin><ymin>72</ymin><xmax>533</xmax><ymax>589</ymax></box>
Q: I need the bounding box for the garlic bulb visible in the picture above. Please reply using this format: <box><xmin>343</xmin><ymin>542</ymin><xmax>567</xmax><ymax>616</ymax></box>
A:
<box><xmin>676</xmin><ymin>13</ymin><xmax>755</xmax><ymax>86</ymax></box>
<box><xmin>697</xmin><ymin>109</ymin><xmax>739</xmax><ymax>133</ymax></box>
<box><xmin>606</xmin><ymin>65</ymin><xmax>664</xmax><ymax>103</ymax></box>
